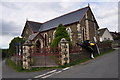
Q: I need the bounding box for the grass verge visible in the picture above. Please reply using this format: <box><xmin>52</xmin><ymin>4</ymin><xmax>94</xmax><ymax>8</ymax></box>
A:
<box><xmin>6</xmin><ymin>58</ymin><xmax>23</xmax><ymax>72</ymax></box>
<box><xmin>58</xmin><ymin>48</ymin><xmax>115</xmax><ymax>68</ymax></box>
<box><xmin>6</xmin><ymin>58</ymin><xmax>59</xmax><ymax>72</ymax></box>
<box><xmin>6</xmin><ymin>49</ymin><xmax>115</xmax><ymax>72</ymax></box>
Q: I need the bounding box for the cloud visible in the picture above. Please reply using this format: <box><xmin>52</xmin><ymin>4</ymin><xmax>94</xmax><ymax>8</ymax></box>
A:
<box><xmin>0</xmin><ymin>20</ymin><xmax>20</xmax><ymax>49</ymax></box>
<box><xmin>0</xmin><ymin>35</ymin><xmax>15</xmax><ymax>49</ymax></box>
<box><xmin>90</xmin><ymin>2</ymin><xmax>118</xmax><ymax>32</ymax></box>
<box><xmin>1</xmin><ymin>20</ymin><xmax>20</xmax><ymax>36</ymax></box>
<box><xmin>0</xmin><ymin>2</ymin><xmax>118</xmax><ymax>49</ymax></box>
<box><xmin>2</xmin><ymin>2</ymin><xmax>20</xmax><ymax>10</ymax></box>
<box><xmin>1</xmin><ymin>0</ymin><xmax>119</xmax><ymax>2</ymax></box>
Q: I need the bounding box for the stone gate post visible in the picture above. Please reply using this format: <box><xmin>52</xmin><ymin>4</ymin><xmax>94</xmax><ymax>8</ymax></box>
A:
<box><xmin>60</xmin><ymin>38</ymin><xmax>70</xmax><ymax>65</ymax></box>
<box><xmin>22</xmin><ymin>40</ymin><xmax>33</xmax><ymax>69</ymax></box>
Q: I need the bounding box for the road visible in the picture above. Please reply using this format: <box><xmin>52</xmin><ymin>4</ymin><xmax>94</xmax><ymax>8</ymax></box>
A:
<box><xmin>49</xmin><ymin>48</ymin><xmax>118</xmax><ymax>78</ymax></box>
<box><xmin>2</xmin><ymin>48</ymin><xmax>119</xmax><ymax>78</ymax></box>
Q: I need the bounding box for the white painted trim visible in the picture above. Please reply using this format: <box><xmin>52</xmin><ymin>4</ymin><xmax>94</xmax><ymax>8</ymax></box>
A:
<box><xmin>77</xmin><ymin>23</ymin><xmax>80</xmax><ymax>31</ymax></box>
<box><xmin>66</xmin><ymin>27</ymin><xmax>72</xmax><ymax>41</ymax></box>
<box><xmin>53</xmin><ymin>30</ymin><xmax>56</xmax><ymax>39</ymax></box>
<box><xmin>85</xmin><ymin>12</ymin><xmax>89</xmax><ymax>40</ymax></box>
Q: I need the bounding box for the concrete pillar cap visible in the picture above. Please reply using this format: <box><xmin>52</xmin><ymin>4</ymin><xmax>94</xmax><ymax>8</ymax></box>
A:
<box><xmin>60</xmin><ymin>38</ymin><xmax>68</xmax><ymax>43</ymax></box>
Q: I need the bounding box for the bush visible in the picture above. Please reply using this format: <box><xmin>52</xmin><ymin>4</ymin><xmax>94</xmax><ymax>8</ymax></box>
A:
<box><xmin>51</xmin><ymin>24</ymin><xmax>71</xmax><ymax>48</ymax></box>
<box><xmin>51</xmin><ymin>36</ymin><xmax>62</xmax><ymax>47</ymax></box>
<box><xmin>102</xmin><ymin>40</ymin><xmax>113</xmax><ymax>43</ymax></box>
<box><xmin>8</xmin><ymin>37</ymin><xmax>26</xmax><ymax>57</ymax></box>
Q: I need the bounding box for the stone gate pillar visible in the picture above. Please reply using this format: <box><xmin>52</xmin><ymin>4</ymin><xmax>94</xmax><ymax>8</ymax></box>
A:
<box><xmin>60</xmin><ymin>38</ymin><xmax>70</xmax><ymax>65</ymax></box>
<box><xmin>22</xmin><ymin>40</ymin><xmax>33</xmax><ymax>69</ymax></box>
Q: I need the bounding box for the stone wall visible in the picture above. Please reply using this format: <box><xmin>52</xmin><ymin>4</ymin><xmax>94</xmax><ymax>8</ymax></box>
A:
<box><xmin>65</xmin><ymin>23</ymin><xmax>78</xmax><ymax>46</ymax></box>
<box><xmin>38</xmin><ymin>23</ymin><xmax>79</xmax><ymax>47</ymax></box>
<box><xmin>87</xmin><ymin>9</ymin><xmax>99</xmax><ymax>42</ymax></box>
<box><xmin>22</xmin><ymin>25</ymin><xmax>33</xmax><ymax>39</ymax></box>
<box><xmin>70</xmin><ymin>51</ymin><xmax>89</xmax><ymax>63</ymax></box>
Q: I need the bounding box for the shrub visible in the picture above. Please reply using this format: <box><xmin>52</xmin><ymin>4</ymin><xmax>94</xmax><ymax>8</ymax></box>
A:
<box><xmin>102</xmin><ymin>40</ymin><xmax>113</xmax><ymax>43</ymax></box>
<box><xmin>8</xmin><ymin>37</ymin><xmax>26</xmax><ymax>57</ymax></box>
<box><xmin>51</xmin><ymin>24</ymin><xmax>71</xmax><ymax>48</ymax></box>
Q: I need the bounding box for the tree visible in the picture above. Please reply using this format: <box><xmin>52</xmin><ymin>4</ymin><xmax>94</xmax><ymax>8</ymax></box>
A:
<box><xmin>2</xmin><ymin>49</ymin><xmax>8</xmax><ymax>59</ymax></box>
<box><xmin>8</xmin><ymin>37</ymin><xmax>26</xmax><ymax>57</ymax></box>
<box><xmin>51</xmin><ymin>24</ymin><xmax>71</xmax><ymax>48</ymax></box>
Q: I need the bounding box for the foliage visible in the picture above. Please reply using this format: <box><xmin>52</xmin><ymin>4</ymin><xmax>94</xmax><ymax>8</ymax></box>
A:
<box><xmin>114</xmin><ymin>37</ymin><xmax>120</xmax><ymax>40</ymax></box>
<box><xmin>51</xmin><ymin>36</ymin><xmax>62</xmax><ymax>47</ymax></box>
<box><xmin>6</xmin><ymin>58</ymin><xmax>23</xmax><ymax>72</ymax></box>
<box><xmin>51</xmin><ymin>24</ymin><xmax>71</xmax><ymax>48</ymax></box>
<box><xmin>8</xmin><ymin>36</ymin><xmax>26</xmax><ymax>57</ymax></box>
<box><xmin>102</xmin><ymin>40</ymin><xmax>113</xmax><ymax>43</ymax></box>
<box><xmin>2</xmin><ymin>49</ymin><xmax>9</xmax><ymax>59</ymax></box>
<box><xmin>113</xmin><ymin>32</ymin><xmax>120</xmax><ymax>40</ymax></box>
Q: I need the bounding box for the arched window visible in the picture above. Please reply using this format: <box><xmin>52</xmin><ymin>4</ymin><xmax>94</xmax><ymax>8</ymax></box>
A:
<box><xmin>36</xmin><ymin>40</ymin><xmax>40</xmax><ymax>48</ymax></box>
<box><xmin>66</xmin><ymin>27</ymin><xmax>72</xmax><ymax>41</ymax></box>
<box><xmin>36</xmin><ymin>40</ymin><xmax>41</xmax><ymax>52</ymax></box>
<box><xmin>66</xmin><ymin>28</ymin><xmax>71</xmax><ymax>36</ymax></box>
<box><xmin>44</xmin><ymin>34</ymin><xmax>47</xmax><ymax>46</ymax></box>
<box><xmin>67</xmin><ymin>29</ymin><xmax>70</xmax><ymax>36</ymax></box>
<box><xmin>53</xmin><ymin>30</ymin><xmax>56</xmax><ymax>39</ymax></box>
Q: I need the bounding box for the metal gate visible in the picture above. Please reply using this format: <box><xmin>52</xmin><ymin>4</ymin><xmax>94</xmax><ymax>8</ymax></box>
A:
<box><xmin>31</xmin><ymin>47</ymin><xmax>61</xmax><ymax>67</ymax></box>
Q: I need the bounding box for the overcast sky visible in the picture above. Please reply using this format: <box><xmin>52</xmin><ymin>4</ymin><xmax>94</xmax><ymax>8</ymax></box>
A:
<box><xmin>0</xmin><ymin>0</ymin><xmax>119</xmax><ymax>49</ymax></box>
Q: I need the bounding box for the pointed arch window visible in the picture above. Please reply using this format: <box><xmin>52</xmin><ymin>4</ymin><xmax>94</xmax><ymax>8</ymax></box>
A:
<box><xmin>36</xmin><ymin>40</ymin><xmax>40</xmax><ymax>48</ymax></box>
<box><xmin>36</xmin><ymin>40</ymin><xmax>41</xmax><ymax>52</ymax></box>
<box><xmin>44</xmin><ymin>34</ymin><xmax>47</xmax><ymax>46</ymax></box>
<box><xmin>53</xmin><ymin>30</ymin><xmax>56</xmax><ymax>39</ymax></box>
<box><xmin>66</xmin><ymin>27</ymin><xmax>71</xmax><ymax>36</ymax></box>
<box><xmin>66</xmin><ymin>27</ymin><xmax>72</xmax><ymax>41</ymax></box>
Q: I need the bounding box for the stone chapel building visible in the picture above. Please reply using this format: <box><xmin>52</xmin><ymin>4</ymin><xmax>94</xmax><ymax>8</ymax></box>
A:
<box><xmin>21</xmin><ymin>6</ymin><xmax>99</xmax><ymax>50</ymax></box>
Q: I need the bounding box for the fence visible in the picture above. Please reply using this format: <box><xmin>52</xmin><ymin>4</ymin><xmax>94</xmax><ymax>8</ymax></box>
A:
<box><xmin>31</xmin><ymin>47</ymin><xmax>61</xmax><ymax>67</ymax></box>
<box><xmin>11</xmin><ymin>38</ymin><xmax>71</xmax><ymax>69</ymax></box>
<box><xmin>13</xmin><ymin>39</ymin><xmax>114</xmax><ymax>69</ymax></box>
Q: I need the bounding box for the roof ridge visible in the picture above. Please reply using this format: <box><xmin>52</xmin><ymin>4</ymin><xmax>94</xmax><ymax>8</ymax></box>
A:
<box><xmin>99</xmin><ymin>28</ymin><xmax>107</xmax><ymax>30</ymax></box>
<box><xmin>27</xmin><ymin>20</ymin><xmax>43</xmax><ymax>24</ymax></box>
<box><xmin>43</xmin><ymin>6</ymin><xmax>89</xmax><ymax>24</ymax></box>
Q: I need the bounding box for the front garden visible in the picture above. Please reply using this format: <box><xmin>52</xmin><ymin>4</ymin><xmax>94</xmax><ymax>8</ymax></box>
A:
<box><xmin>6</xmin><ymin>48</ymin><xmax>115</xmax><ymax>72</ymax></box>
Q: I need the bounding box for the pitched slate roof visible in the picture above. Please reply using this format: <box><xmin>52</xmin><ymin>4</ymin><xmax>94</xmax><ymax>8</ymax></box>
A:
<box><xmin>22</xmin><ymin>6</ymin><xmax>97</xmax><ymax>37</ymax></box>
<box><xmin>98</xmin><ymin>28</ymin><xmax>107</xmax><ymax>37</ymax></box>
<box><xmin>28</xmin><ymin>32</ymin><xmax>44</xmax><ymax>40</ymax></box>
<box><xmin>28</xmin><ymin>32</ymin><xmax>38</xmax><ymax>40</ymax></box>
<box><xmin>110</xmin><ymin>32</ymin><xmax>120</xmax><ymax>39</ymax></box>
<box><xmin>39</xmin><ymin>6</ymin><xmax>89</xmax><ymax>32</ymax></box>
<box><xmin>27</xmin><ymin>21</ymin><xmax>42</xmax><ymax>32</ymax></box>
